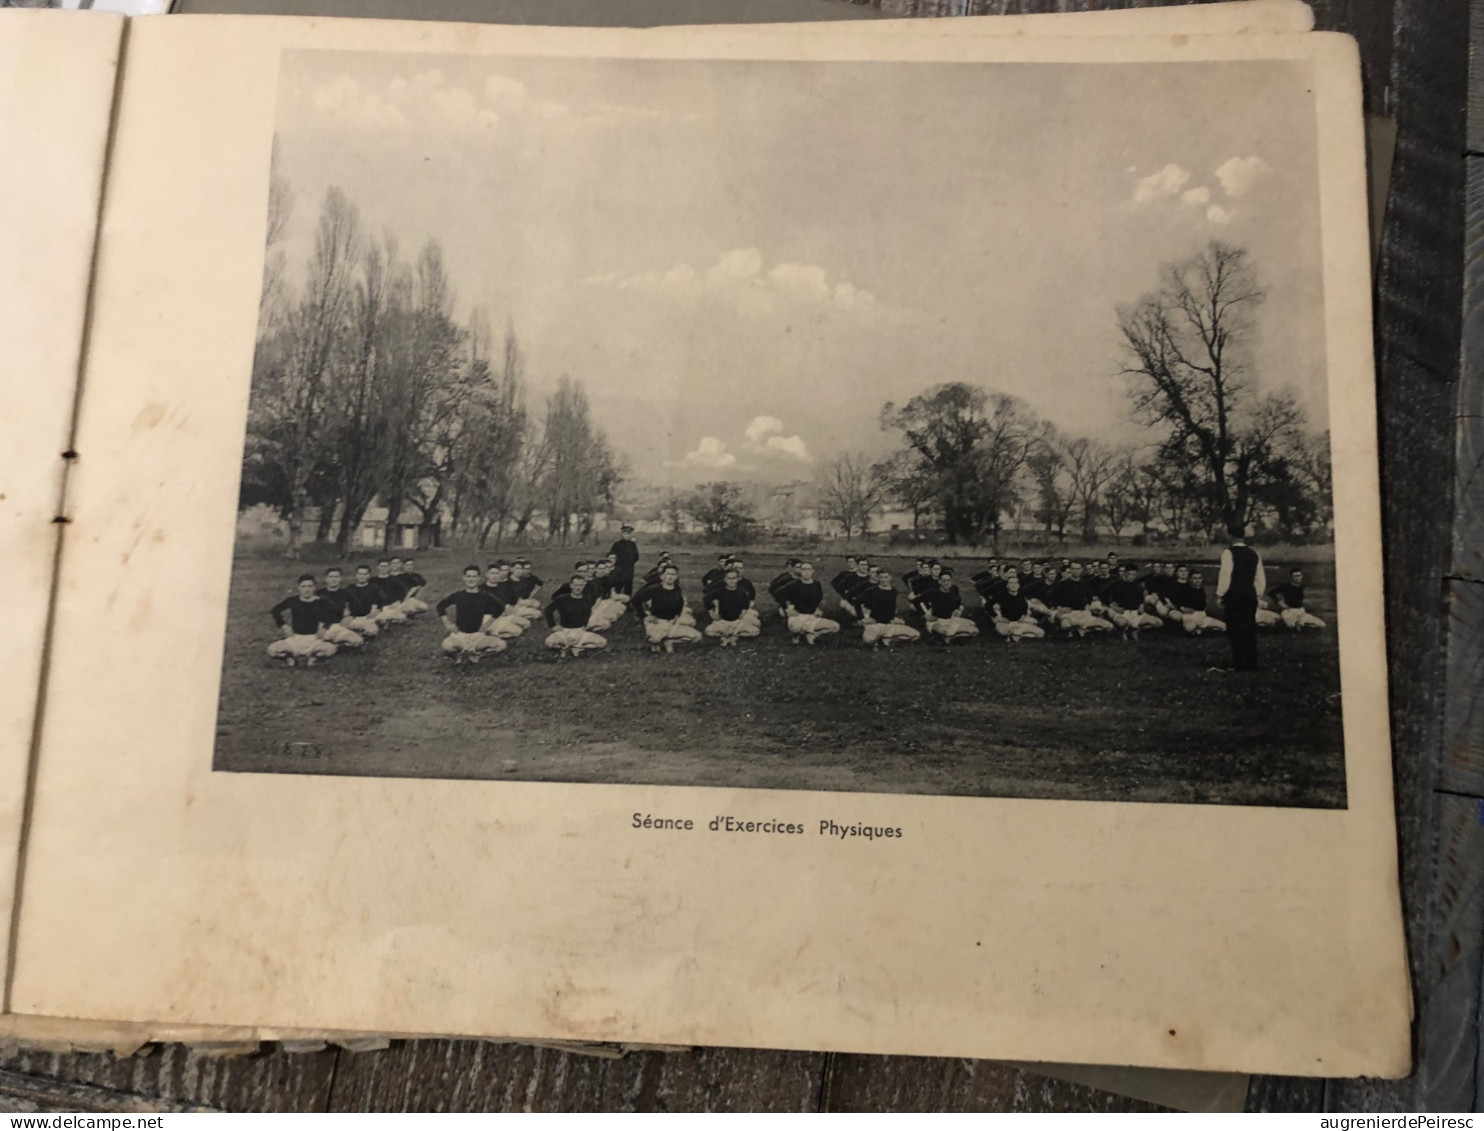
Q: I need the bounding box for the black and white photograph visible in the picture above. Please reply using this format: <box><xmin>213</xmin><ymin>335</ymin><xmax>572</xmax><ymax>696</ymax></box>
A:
<box><xmin>215</xmin><ymin>48</ymin><xmax>1343</xmax><ymax>808</ymax></box>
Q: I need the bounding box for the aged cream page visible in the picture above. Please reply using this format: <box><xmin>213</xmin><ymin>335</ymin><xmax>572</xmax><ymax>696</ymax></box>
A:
<box><xmin>0</xmin><ymin>10</ymin><xmax>124</xmax><ymax>996</ymax></box>
<box><xmin>14</xmin><ymin>16</ymin><xmax>1407</xmax><ymax>1076</ymax></box>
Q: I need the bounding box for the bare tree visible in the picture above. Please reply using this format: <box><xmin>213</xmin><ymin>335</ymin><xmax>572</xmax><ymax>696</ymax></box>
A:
<box><xmin>817</xmin><ymin>453</ymin><xmax>889</xmax><ymax>538</ymax></box>
<box><xmin>1064</xmin><ymin>437</ymin><xmax>1120</xmax><ymax>542</ymax></box>
<box><xmin>1118</xmin><ymin>240</ymin><xmax>1305</xmax><ymax>538</ymax></box>
<box><xmin>278</xmin><ymin>186</ymin><xmax>361</xmax><ymax>557</ymax></box>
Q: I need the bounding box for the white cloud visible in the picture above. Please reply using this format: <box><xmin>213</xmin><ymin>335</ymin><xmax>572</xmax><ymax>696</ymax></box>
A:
<box><xmin>742</xmin><ymin>415</ymin><xmax>812</xmax><ymax>463</ymax></box>
<box><xmin>745</xmin><ymin>416</ymin><xmax>785</xmax><ymax>445</ymax></box>
<box><xmin>674</xmin><ymin>437</ymin><xmax>736</xmax><ymax>469</ymax></box>
<box><xmin>311</xmin><ymin>74</ymin><xmax>408</xmax><ymax>132</ymax></box>
<box><xmin>707</xmin><ymin>247</ymin><xmax>764</xmax><ymax>286</ymax></box>
<box><xmin>481</xmin><ymin>72</ymin><xmax>570</xmax><ymax>121</ymax></box>
<box><xmin>765</xmin><ymin>434</ymin><xmax>811</xmax><ymax>462</ymax></box>
<box><xmin>1215</xmin><ymin>155</ymin><xmax>1271</xmax><ymax>198</ymax></box>
<box><xmin>584</xmin><ymin>249</ymin><xmax>875</xmax><ymax>319</ymax></box>
<box><xmin>314</xmin><ymin>69</ymin><xmax>504</xmax><ymax>135</ymax></box>
<box><xmin>1133</xmin><ymin>163</ymin><xmax>1190</xmax><ymax>203</ymax></box>
<box><xmin>1207</xmin><ymin>204</ymin><xmax>1233</xmax><ymax>225</ymax></box>
<box><xmin>1181</xmin><ymin>186</ymin><xmax>1211</xmax><ymax>207</ymax></box>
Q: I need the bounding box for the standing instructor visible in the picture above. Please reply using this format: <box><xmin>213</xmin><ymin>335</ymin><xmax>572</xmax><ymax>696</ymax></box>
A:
<box><xmin>608</xmin><ymin>524</ymin><xmax>639</xmax><ymax>596</ymax></box>
<box><xmin>1216</xmin><ymin>526</ymin><xmax>1266</xmax><ymax>671</ymax></box>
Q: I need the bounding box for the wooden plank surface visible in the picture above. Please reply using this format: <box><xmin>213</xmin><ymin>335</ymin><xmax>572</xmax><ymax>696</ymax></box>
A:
<box><xmin>820</xmin><ymin>1056</ymin><xmax>1166</xmax><ymax>1112</ymax></box>
<box><xmin>327</xmin><ymin>1041</ymin><xmax>828</xmax><ymax>1112</ymax></box>
<box><xmin>1457</xmin><ymin>157</ymin><xmax>1484</xmax><ymax>581</ymax></box>
<box><xmin>5</xmin><ymin>0</ymin><xmax>1473</xmax><ymax>1113</ymax></box>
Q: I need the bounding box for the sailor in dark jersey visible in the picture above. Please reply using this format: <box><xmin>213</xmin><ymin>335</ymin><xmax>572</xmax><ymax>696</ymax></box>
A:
<box><xmin>390</xmin><ymin>556</ymin><xmax>429</xmax><ymax>615</ymax></box>
<box><xmin>901</xmin><ymin>558</ymin><xmax>927</xmax><ymax>593</ymax></box>
<box><xmin>1099</xmin><ymin>565</ymin><xmax>1163</xmax><ymax>635</ymax></box>
<box><xmin>436</xmin><ymin>565</ymin><xmax>509</xmax><ymax>662</ymax></box>
<box><xmin>989</xmin><ymin>573</ymin><xmax>1044</xmax><ymax>641</ymax></box>
<box><xmin>637</xmin><ymin>564</ymin><xmax>702</xmax><ymax>652</ymax></box>
<box><xmin>914</xmin><ymin>568</ymin><xmax>979</xmax><ymax>641</ymax></box>
<box><xmin>1270</xmin><ymin>568</ymin><xmax>1325</xmax><ymax>630</ymax></box>
<box><xmin>701</xmin><ymin>554</ymin><xmax>732</xmax><ymax>597</ymax></box>
<box><xmin>1022</xmin><ymin>564</ymin><xmax>1056</xmax><ymax>621</ymax></box>
<box><xmin>480</xmin><ymin>564</ymin><xmax>530</xmax><ymax>638</ymax></box>
<box><xmin>831</xmin><ymin>556</ymin><xmax>861</xmax><ymax>618</ymax></box>
<box><xmin>314</xmin><ymin>567</ymin><xmax>366</xmax><ymax>648</ymax></box>
<box><xmin>781</xmin><ymin>562</ymin><xmax>840</xmax><ymax>645</ymax></box>
<box><xmin>342</xmin><ymin>565</ymin><xmax>384</xmax><ymax>638</ymax></box>
<box><xmin>1042</xmin><ymin>562</ymin><xmax>1114</xmax><ymax>636</ymax></box>
<box><xmin>642</xmin><ymin>553</ymin><xmax>674</xmax><ymax>589</ymax></box>
<box><xmin>768</xmin><ymin>559</ymin><xmax>803</xmax><ymax>620</ymax></box>
<box><xmin>724</xmin><ymin>559</ymin><xmax>762</xmax><ymax>633</ymax></box>
<box><xmin>840</xmin><ymin>560</ymin><xmax>875</xmax><ymax>615</ymax></box>
<box><xmin>857</xmin><ymin>570</ymin><xmax>920</xmax><ymax>648</ymax></box>
<box><xmin>1164</xmin><ymin>566</ymin><xmax>1225</xmax><ymax>635</ymax></box>
<box><xmin>510</xmin><ymin>559</ymin><xmax>545</xmax><ymax>617</ymax></box>
<box><xmin>907</xmin><ymin>562</ymin><xmax>939</xmax><ymax>602</ymax></box>
<box><xmin>586</xmin><ymin>559</ymin><xmax>629</xmax><ymax>631</ymax></box>
<box><xmin>544</xmin><ymin>575</ymin><xmax>607</xmax><ymax>657</ymax></box>
<box><xmin>704</xmin><ymin>568</ymin><xmax>760</xmax><ymax>647</ymax></box>
<box><xmin>371</xmin><ymin>559</ymin><xmax>409</xmax><ymax>626</ymax></box>
<box><xmin>268</xmin><ymin>574</ymin><xmax>341</xmax><ymax>665</ymax></box>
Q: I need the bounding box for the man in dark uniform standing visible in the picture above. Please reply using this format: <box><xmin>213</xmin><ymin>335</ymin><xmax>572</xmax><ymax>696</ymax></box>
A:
<box><xmin>1216</xmin><ymin>527</ymin><xmax>1266</xmax><ymax>671</ymax></box>
<box><xmin>608</xmin><ymin>524</ymin><xmax>640</xmax><ymax>596</ymax></box>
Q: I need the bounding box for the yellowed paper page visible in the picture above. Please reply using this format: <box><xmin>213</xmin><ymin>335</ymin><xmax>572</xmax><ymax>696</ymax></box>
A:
<box><xmin>15</xmin><ymin>16</ymin><xmax>1406</xmax><ymax>1077</ymax></box>
<box><xmin>0</xmin><ymin>9</ymin><xmax>124</xmax><ymax>997</ymax></box>
<box><xmin>763</xmin><ymin>0</ymin><xmax>1315</xmax><ymax>36</ymax></box>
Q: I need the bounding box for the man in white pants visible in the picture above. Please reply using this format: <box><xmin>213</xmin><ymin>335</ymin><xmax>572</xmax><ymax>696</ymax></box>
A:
<box><xmin>637</xmin><ymin>564</ymin><xmax>703</xmax><ymax>653</ymax></box>
<box><xmin>314</xmin><ymin>567</ymin><xmax>366</xmax><ymax>649</ymax></box>
<box><xmin>436</xmin><ymin>566</ymin><xmax>509</xmax><ymax>663</ymax></box>
<box><xmin>1097</xmin><ymin>565</ymin><xmax>1163</xmax><ymax>637</ymax></box>
<box><xmin>586</xmin><ymin>560</ymin><xmax>629</xmax><ymax>631</ymax></box>
<box><xmin>341</xmin><ymin>565</ymin><xmax>383</xmax><ymax>639</ymax></box>
<box><xmin>267</xmin><ymin>574</ymin><xmax>340</xmax><ymax>666</ymax></box>
<box><xmin>783</xmin><ymin>562</ymin><xmax>841</xmax><ymax>645</ymax></box>
<box><xmin>856</xmin><ymin>570</ymin><xmax>920</xmax><ymax>649</ymax></box>
<box><xmin>704</xmin><ymin>568</ymin><xmax>761</xmax><ymax>647</ymax></box>
<box><xmin>1271</xmin><ymin>568</ymin><xmax>1327</xmax><ymax>630</ymax></box>
<box><xmin>544</xmin><ymin>575</ymin><xmax>608</xmax><ymax>657</ymax></box>
<box><xmin>1167</xmin><ymin>567</ymin><xmax>1226</xmax><ymax>635</ymax></box>
<box><xmin>392</xmin><ymin>556</ymin><xmax>430</xmax><ymax>615</ymax></box>
<box><xmin>914</xmin><ymin>569</ymin><xmax>979</xmax><ymax>642</ymax></box>
<box><xmin>371</xmin><ymin>559</ymin><xmax>409</xmax><ymax>626</ymax></box>
<box><xmin>988</xmin><ymin>573</ymin><xmax>1045</xmax><ymax>641</ymax></box>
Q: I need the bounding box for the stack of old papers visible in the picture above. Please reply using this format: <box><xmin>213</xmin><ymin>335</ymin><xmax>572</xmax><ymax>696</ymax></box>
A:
<box><xmin>0</xmin><ymin>0</ymin><xmax>1405</xmax><ymax>1112</ymax></box>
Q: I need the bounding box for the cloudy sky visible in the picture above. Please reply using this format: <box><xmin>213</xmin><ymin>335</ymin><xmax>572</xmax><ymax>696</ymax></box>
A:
<box><xmin>270</xmin><ymin>50</ymin><xmax>1327</xmax><ymax>486</ymax></box>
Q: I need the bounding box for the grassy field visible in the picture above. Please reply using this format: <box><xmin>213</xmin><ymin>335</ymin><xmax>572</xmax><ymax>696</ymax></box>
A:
<box><xmin>213</xmin><ymin>545</ymin><xmax>1345</xmax><ymax>807</ymax></box>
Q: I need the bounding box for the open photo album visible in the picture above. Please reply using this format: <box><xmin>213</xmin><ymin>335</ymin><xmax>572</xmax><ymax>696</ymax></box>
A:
<box><xmin>0</xmin><ymin>0</ymin><xmax>1410</xmax><ymax>1081</ymax></box>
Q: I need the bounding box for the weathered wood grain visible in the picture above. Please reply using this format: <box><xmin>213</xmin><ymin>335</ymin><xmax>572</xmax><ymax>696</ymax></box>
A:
<box><xmin>821</xmin><ymin>1054</ymin><xmax>1168</xmax><ymax>1112</ymax></box>
<box><xmin>0</xmin><ymin>1045</ymin><xmax>337</xmax><ymax>1113</ymax></box>
<box><xmin>1416</xmin><ymin>791</ymin><xmax>1484</xmax><ymax>1111</ymax></box>
<box><xmin>1456</xmin><ymin>158</ymin><xmax>1484</xmax><ymax>582</ymax></box>
<box><xmin>0</xmin><ymin>1068</ymin><xmax>213</xmax><ymax>1114</ymax></box>
<box><xmin>1376</xmin><ymin>0</ymin><xmax>1469</xmax><ymax>382</ymax></box>
<box><xmin>1444</xmin><ymin>579</ymin><xmax>1484</xmax><ymax>795</ymax></box>
<box><xmin>1244</xmin><ymin>1076</ymin><xmax>1327</xmax><ymax>1112</ymax></box>
<box><xmin>1467</xmin><ymin>0</ymin><xmax>1484</xmax><ymax>153</ymax></box>
<box><xmin>327</xmin><ymin>1041</ymin><xmax>827</xmax><ymax>1112</ymax></box>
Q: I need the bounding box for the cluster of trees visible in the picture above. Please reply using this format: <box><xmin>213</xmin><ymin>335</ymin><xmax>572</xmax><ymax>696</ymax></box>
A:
<box><xmin>812</xmin><ymin>241</ymin><xmax>1332</xmax><ymax>545</ymax></box>
<box><xmin>243</xmin><ymin>175</ymin><xmax>622</xmax><ymax>554</ymax></box>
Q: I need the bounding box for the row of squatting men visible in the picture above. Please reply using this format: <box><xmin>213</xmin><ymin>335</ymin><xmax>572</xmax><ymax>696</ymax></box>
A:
<box><xmin>435</xmin><ymin>558</ymin><xmax>630</xmax><ymax>662</ymax></box>
<box><xmin>266</xmin><ymin>558</ymin><xmax>430</xmax><ymax>665</ymax></box>
<box><xmin>921</xmin><ymin>554</ymin><xmax>1323</xmax><ymax>638</ymax></box>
